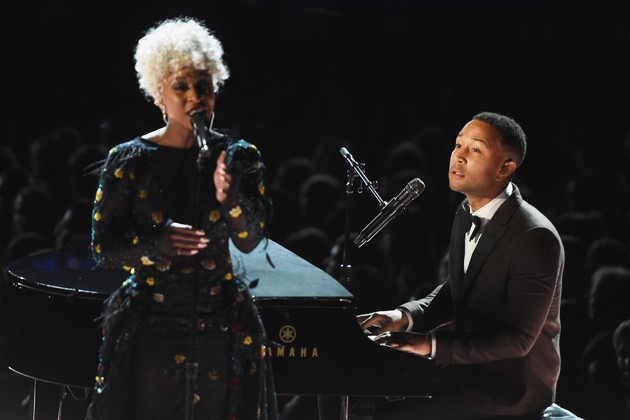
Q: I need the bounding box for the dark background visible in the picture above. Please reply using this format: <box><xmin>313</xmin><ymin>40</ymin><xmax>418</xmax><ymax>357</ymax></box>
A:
<box><xmin>5</xmin><ymin>0</ymin><xmax>630</xmax><ymax>174</ymax></box>
<box><xmin>5</xmin><ymin>0</ymin><xmax>630</xmax><ymax>264</ymax></box>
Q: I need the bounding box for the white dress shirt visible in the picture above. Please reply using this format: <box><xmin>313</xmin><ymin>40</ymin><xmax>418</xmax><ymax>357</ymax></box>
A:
<box><xmin>464</xmin><ymin>182</ymin><xmax>513</xmax><ymax>272</ymax></box>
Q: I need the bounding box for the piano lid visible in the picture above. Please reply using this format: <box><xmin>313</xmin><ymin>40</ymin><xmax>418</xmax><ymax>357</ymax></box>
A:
<box><xmin>229</xmin><ymin>238</ymin><xmax>352</xmax><ymax>301</ymax></box>
<box><xmin>6</xmin><ymin>234</ymin><xmax>353</xmax><ymax>301</ymax></box>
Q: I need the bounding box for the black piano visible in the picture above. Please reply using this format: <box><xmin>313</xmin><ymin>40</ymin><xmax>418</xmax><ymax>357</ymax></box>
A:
<box><xmin>3</xmin><ymin>235</ymin><xmax>433</xmax><ymax>399</ymax></box>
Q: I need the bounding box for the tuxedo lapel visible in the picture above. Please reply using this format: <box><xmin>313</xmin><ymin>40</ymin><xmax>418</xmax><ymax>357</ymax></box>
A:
<box><xmin>449</xmin><ymin>203</ymin><xmax>470</xmax><ymax>303</ymax></box>
<box><xmin>462</xmin><ymin>222</ymin><xmax>507</xmax><ymax>294</ymax></box>
<box><xmin>457</xmin><ymin>187</ymin><xmax>524</xmax><ymax>305</ymax></box>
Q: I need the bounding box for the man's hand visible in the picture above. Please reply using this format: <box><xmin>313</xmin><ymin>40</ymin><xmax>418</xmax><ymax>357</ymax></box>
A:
<box><xmin>373</xmin><ymin>331</ymin><xmax>432</xmax><ymax>357</ymax></box>
<box><xmin>356</xmin><ymin>310</ymin><xmax>409</xmax><ymax>335</ymax></box>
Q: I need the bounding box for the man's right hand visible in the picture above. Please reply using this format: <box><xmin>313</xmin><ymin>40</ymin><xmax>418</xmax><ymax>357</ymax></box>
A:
<box><xmin>356</xmin><ymin>310</ymin><xmax>409</xmax><ymax>335</ymax></box>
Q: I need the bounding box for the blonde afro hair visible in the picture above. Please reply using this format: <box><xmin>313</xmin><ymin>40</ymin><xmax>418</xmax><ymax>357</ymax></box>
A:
<box><xmin>134</xmin><ymin>16</ymin><xmax>230</xmax><ymax>104</ymax></box>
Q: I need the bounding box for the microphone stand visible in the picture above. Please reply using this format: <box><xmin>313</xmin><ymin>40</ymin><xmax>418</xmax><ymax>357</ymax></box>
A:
<box><xmin>338</xmin><ymin>166</ymin><xmax>355</xmax><ymax>289</ymax></box>
<box><xmin>185</xmin><ymin>117</ymin><xmax>211</xmax><ymax>420</ymax></box>
<box><xmin>339</xmin><ymin>147</ymin><xmax>386</xmax><ymax>210</ymax></box>
<box><xmin>338</xmin><ymin>146</ymin><xmax>383</xmax><ymax>288</ymax></box>
<box><xmin>325</xmin><ymin>147</ymin><xmax>382</xmax><ymax>420</ymax></box>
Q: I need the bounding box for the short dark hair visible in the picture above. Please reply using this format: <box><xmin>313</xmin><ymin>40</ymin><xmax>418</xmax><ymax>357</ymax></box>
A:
<box><xmin>473</xmin><ymin>111</ymin><xmax>527</xmax><ymax>167</ymax></box>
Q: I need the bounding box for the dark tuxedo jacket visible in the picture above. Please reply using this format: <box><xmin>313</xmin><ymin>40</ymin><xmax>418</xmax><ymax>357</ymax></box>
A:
<box><xmin>399</xmin><ymin>184</ymin><xmax>564</xmax><ymax>417</ymax></box>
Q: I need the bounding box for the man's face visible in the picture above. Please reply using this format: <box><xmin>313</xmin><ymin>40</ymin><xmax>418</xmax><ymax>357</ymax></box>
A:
<box><xmin>448</xmin><ymin>119</ymin><xmax>513</xmax><ymax>208</ymax></box>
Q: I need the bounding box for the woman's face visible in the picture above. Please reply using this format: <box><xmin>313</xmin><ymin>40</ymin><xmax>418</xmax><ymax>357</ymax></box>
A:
<box><xmin>161</xmin><ymin>67</ymin><xmax>215</xmax><ymax>130</ymax></box>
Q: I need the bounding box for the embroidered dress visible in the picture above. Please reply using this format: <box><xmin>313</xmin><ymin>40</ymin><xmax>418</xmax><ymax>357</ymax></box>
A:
<box><xmin>86</xmin><ymin>132</ymin><xmax>277</xmax><ymax>420</ymax></box>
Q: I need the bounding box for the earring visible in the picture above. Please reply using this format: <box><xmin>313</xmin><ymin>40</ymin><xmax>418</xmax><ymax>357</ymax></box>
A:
<box><xmin>209</xmin><ymin>112</ymin><xmax>215</xmax><ymax>130</ymax></box>
<box><xmin>157</xmin><ymin>102</ymin><xmax>168</xmax><ymax>124</ymax></box>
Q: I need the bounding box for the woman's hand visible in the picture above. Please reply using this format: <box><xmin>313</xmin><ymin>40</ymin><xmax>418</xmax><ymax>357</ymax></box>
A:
<box><xmin>157</xmin><ymin>222</ymin><xmax>208</xmax><ymax>257</ymax></box>
<box><xmin>214</xmin><ymin>151</ymin><xmax>232</xmax><ymax>204</ymax></box>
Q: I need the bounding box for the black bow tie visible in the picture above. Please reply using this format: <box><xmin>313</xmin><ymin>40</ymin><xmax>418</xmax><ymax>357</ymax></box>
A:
<box><xmin>460</xmin><ymin>208</ymin><xmax>482</xmax><ymax>241</ymax></box>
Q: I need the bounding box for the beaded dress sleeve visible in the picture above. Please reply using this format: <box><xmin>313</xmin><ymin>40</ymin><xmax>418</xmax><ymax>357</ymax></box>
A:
<box><xmin>91</xmin><ymin>140</ymin><xmax>167</xmax><ymax>270</ymax></box>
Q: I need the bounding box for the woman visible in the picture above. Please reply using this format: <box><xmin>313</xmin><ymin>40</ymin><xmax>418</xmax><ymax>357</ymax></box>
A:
<box><xmin>86</xmin><ymin>17</ymin><xmax>277</xmax><ymax>420</ymax></box>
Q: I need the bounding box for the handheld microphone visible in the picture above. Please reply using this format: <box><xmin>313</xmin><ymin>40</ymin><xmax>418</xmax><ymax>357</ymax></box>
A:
<box><xmin>354</xmin><ymin>178</ymin><xmax>426</xmax><ymax>248</ymax></box>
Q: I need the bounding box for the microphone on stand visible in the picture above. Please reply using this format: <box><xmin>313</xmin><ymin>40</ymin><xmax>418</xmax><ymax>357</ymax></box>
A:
<box><xmin>339</xmin><ymin>147</ymin><xmax>360</xmax><ymax>168</ymax></box>
<box><xmin>190</xmin><ymin>110</ymin><xmax>215</xmax><ymax>153</ymax></box>
<box><xmin>186</xmin><ymin>109</ymin><xmax>217</xmax><ymax>420</ymax></box>
<box><xmin>354</xmin><ymin>178</ymin><xmax>425</xmax><ymax>248</ymax></box>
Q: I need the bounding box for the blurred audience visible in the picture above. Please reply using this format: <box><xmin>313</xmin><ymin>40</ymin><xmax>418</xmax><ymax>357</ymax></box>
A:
<box><xmin>581</xmin><ymin>330</ymin><xmax>628</xmax><ymax>420</ymax></box>
<box><xmin>560</xmin><ymin>234</ymin><xmax>588</xmax><ymax>303</ymax></box>
<box><xmin>0</xmin><ymin>166</ymin><xmax>32</xmax><ymax>249</ymax></box>
<box><xmin>11</xmin><ymin>186</ymin><xmax>60</xmax><ymax>248</ymax></box>
<box><xmin>297</xmin><ymin>173</ymin><xmax>344</xmax><ymax>236</ymax></box>
<box><xmin>587</xmin><ymin>266</ymin><xmax>630</xmax><ymax>333</ymax></box>
<box><xmin>613</xmin><ymin>319</ymin><xmax>630</xmax><ymax>419</ymax></box>
<box><xmin>0</xmin><ymin>145</ymin><xmax>19</xmax><ymax>176</ymax></box>
<box><xmin>283</xmin><ymin>226</ymin><xmax>332</xmax><ymax>269</ymax></box>
<box><xmin>586</xmin><ymin>237</ymin><xmax>630</xmax><ymax>278</ymax></box>
<box><xmin>1</xmin><ymin>113</ymin><xmax>629</xmax><ymax>420</ymax></box>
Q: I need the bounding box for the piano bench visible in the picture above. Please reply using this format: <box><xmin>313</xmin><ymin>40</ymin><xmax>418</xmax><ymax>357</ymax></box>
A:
<box><xmin>540</xmin><ymin>403</ymin><xmax>583</xmax><ymax>419</ymax></box>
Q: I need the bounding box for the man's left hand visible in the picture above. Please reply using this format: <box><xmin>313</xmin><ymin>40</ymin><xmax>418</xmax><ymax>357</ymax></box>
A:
<box><xmin>373</xmin><ymin>331</ymin><xmax>432</xmax><ymax>357</ymax></box>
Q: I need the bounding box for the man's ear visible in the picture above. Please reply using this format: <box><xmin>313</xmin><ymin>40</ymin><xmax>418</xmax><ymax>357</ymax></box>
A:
<box><xmin>497</xmin><ymin>160</ymin><xmax>516</xmax><ymax>180</ymax></box>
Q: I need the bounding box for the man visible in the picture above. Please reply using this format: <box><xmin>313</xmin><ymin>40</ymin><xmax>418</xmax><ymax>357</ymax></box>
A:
<box><xmin>358</xmin><ymin>112</ymin><xmax>564</xmax><ymax>419</ymax></box>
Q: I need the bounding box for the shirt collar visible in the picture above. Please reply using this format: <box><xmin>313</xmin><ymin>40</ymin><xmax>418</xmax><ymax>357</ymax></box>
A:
<box><xmin>471</xmin><ymin>182</ymin><xmax>514</xmax><ymax>223</ymax></box>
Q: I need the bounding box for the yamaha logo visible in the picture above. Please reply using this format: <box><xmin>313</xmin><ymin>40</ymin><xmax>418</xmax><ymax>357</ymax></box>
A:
<box><xmin>266</xmin><ymin>324</ymin><xmax>319</xmax><ymax>358</ymax></box>
<box><xmin>279</xmin><ymin>325</ymin><xmax>296</xmax><ymax>343</ymax></box>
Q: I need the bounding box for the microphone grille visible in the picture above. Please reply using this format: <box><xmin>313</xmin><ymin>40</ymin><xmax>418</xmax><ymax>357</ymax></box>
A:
<box><xmin>407</xmin><ymin>178</ymin><xmax>426</xmax><ymax>195</ymax></box>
